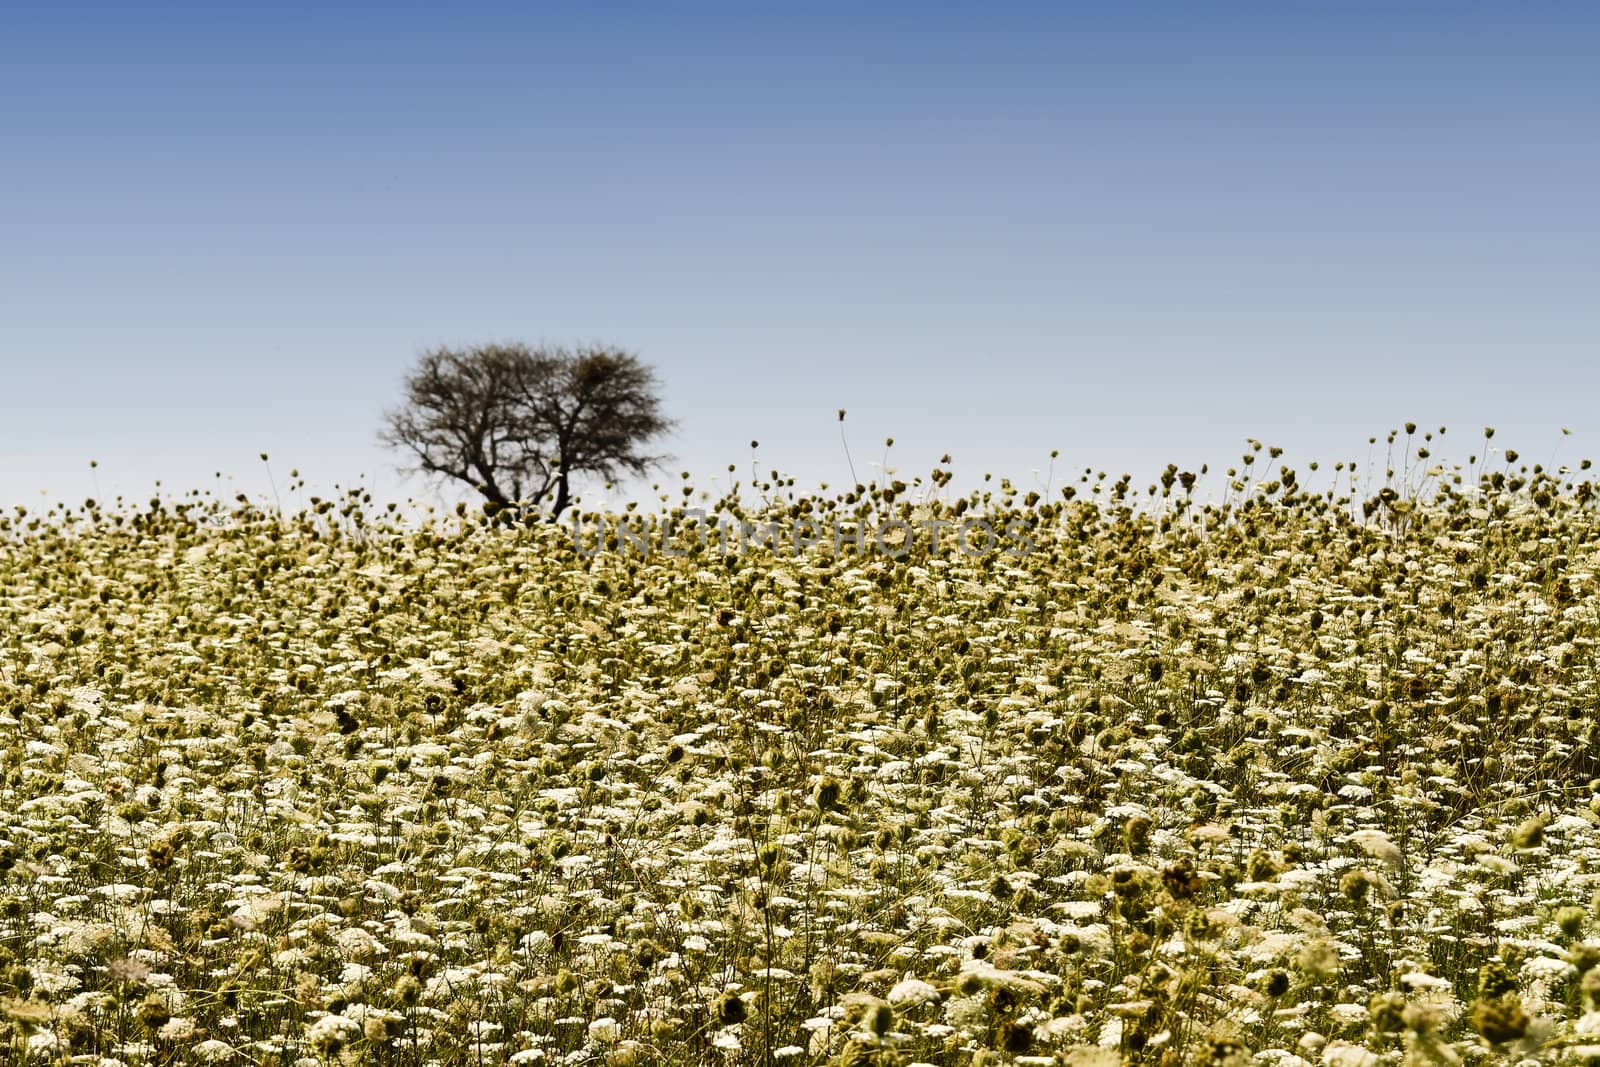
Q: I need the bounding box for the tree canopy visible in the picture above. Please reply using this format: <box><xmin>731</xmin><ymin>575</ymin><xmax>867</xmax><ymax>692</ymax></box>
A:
<box><xmin>381</xmin><ymin>342</ymin><xmax>672</xmax><ymax>518</ymax></box>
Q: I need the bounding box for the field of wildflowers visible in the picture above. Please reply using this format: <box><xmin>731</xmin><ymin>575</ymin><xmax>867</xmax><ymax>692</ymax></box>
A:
<box><xmin>5</xmin><ymin>432</ymin><xmax>1600</xmax><ymax>1066</ymax></box>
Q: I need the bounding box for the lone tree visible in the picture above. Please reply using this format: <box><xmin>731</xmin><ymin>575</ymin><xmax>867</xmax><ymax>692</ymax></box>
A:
<box><xmin>381</xmin><ymin>342</ymin><xmax>672</xmax><ymax>519</ymax></box>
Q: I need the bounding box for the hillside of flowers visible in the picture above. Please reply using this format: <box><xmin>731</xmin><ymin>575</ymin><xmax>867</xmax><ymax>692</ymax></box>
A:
<box><xmin>6</xmin><ymin>433</ymin><xmax>1600</xmax><ymax>1067</ymax></box>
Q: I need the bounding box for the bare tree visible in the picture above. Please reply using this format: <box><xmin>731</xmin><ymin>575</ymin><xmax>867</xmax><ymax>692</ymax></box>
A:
<box><xmin>380</xmin><ymin>342</ymin><xmax>673</xmax><ymax>518</ymax></box>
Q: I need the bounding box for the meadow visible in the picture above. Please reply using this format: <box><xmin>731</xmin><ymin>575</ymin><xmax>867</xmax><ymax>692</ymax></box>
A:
<box><xmin>4</xmin><ymin>432</ymin><xmax>1600</xmax><ymax>1067</ymax></box>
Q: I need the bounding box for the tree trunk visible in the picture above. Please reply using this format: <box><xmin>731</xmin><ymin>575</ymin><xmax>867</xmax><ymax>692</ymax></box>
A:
<box><xmin>552</xmin><ymin>472</ymin><xmax>571</xmax><ymax>520</ymax></box>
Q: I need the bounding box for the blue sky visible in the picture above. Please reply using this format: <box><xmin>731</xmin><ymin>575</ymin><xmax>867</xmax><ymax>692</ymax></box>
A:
<box><xmin>4</xmin><ymin>3</ymin><xmax>1598</xmax><ymax>512</ymax></box>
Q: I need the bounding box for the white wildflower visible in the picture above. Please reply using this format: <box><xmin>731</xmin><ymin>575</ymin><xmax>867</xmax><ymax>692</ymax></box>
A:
<box><xmin>888</xmin><ymin>977</ymin><xmax>941</xmax><ymax>1008</ymax></box>
<box><xmin>1323</xmin><ymin>1042</ymin><xmax>1378</xmax><ymax>1067</ymax></box>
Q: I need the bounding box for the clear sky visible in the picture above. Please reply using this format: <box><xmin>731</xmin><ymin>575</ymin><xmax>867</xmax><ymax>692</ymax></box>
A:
<box><xmin>4</xmin><ymin>3</ymin><xmax>1598</xmax><ymax>512</ymax></box>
